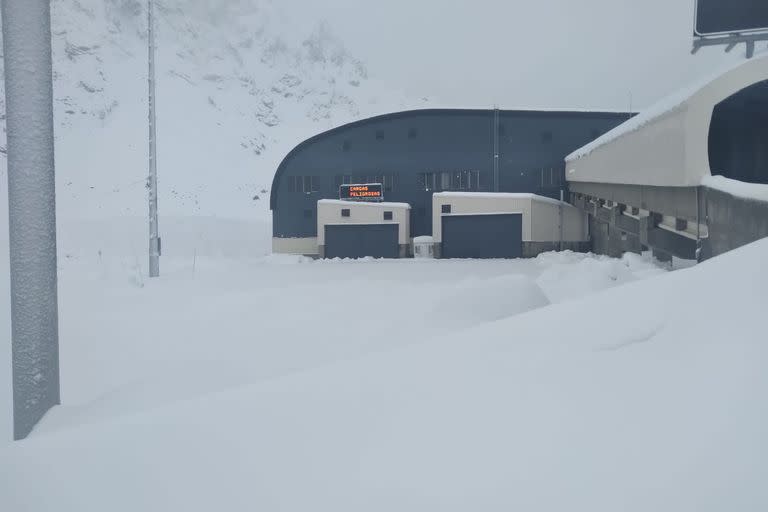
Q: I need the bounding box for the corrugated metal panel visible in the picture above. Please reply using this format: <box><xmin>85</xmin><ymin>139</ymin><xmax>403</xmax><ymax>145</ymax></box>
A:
<box><xmin>441</xmin><ymin>214</ymin><xmax>523</xmax><ymax>259</ymax></box>
<box><xmin>324</xmin><ymin>224</ymin><xmax>399</xmax><ymax>259</ymax></box>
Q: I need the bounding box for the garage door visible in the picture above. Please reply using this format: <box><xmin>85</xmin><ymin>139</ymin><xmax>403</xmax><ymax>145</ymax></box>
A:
<box><xmin>441</xmin><ymin>214</ymin><xmax>523</xmax><ymax>259</ymax></box>
<box><xmin>325</xmin><ymin>224</ymin><xmax>399</xmax><ymax>259</ymax></box>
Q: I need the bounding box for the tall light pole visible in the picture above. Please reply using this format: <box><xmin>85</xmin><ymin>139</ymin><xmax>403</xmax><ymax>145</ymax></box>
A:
<box><xmin>2</xmin><ymin>0</ymin><xmax>61</xmax><ymax>440</ymax></box>
<box><xmin>148</xmin><ymin>0</ymin><xmax>161</xmax><ymax>277</ymax></box>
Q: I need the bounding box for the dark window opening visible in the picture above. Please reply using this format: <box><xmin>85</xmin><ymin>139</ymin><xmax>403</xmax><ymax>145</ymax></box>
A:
<box><xmin>441</xmin><ymin>204</ymin><xmax>452</xmax><ymax>214</ymax></box>
<box><xmin>383</xmin><ymin>211</ymin><xmax>393</xmax><ymax>221</ymax></box>
<box><xmin>440</xmin><ymin>171</ymin><xmax>451</xmax><ymax>190</ymax></box>
<box><xmin>538</xmin><ymin>167</ymin><xmax>563</xmax><ymax>188</ymax></box>
<box><xmin>341</xmin><ymin>208</ymin><xmax>351</xmax><ymax>218</ymax></box>
<box><xmin>289</xmin><ymin>175</ymin><xmax>318</xmax><ymax>193</ymax></box>
<box><xmin>419</xmin><ymin>172</ymin><xmax>437</xmax><ymax>192</ymax></box>
<box><xmin>425</xmin><ymin>170</ymin><xmax>481</xmax><ymax>191</ymax></box>
<box><xmin>709</xmin><ymin>79</ymin><xmax>768</xmax><ymax>185</ymax></box>
<box><xmin>384</xmin><ymin>173</ymin><xmax>397</xmax><ymax>192</ymax></box>
<box><xmin>303</xmin><ymin>176</ymin><xmax>317</xmax><ymax>193</ymax></box>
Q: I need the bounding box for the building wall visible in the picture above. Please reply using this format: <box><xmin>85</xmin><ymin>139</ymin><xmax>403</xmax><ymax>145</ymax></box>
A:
<box><xmin>271</xmin><ymin>109</ymin><xmax>629</xmax><ymax>243</ymax></box>
<box><xmin>700</xmin><ymin>186</ymin><xmax>768</xmax><ymax>260</ymax></box>
<box><xmin>431</xmin><ymin>193</ymin><xmax>588</xmax><ymax>244</ymax></box>
<box><xmin>271</xmin><ymin>236</ymin><xmax>319</xmax><ymax>256</ymax></box>
<box><xmin>566</xmin><ymin>108</ymin><xmax>689</xmax><ymax>187</ymax></box>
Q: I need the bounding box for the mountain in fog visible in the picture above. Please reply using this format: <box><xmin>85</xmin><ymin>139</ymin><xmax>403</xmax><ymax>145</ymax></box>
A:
<box><xmin>0</xmin><ymin>0</ymin><xmax>426</xmax><ymax>219</ymax></box>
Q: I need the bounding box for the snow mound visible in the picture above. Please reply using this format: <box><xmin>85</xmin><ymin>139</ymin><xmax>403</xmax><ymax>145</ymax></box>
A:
<box><xmin>535</xmin><ymin>250</ymin><xmax>665</xmax><ymax>303</ymax></box>
<box><xmin>430</xmin><ymin>274</ymin><xmax>550</xmax><ymax>328</ymax></box>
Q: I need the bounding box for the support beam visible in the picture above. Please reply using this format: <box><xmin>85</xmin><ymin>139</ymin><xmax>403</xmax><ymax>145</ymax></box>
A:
<box><xmin>692</xmin><ymin>32</ymin><xmax>768</xmax><ymax>58</ymax></box>
<box><xmin>2</xmin><ymin>0</ymin><xmax>60</xmax><ymax>440</ymax></box>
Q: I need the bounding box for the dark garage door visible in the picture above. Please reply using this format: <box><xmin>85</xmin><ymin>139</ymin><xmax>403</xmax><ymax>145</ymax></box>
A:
<box><xmin>442</xmin><ymin>214</ymin><xmax>523</xmax><ymax>259</ymax></box>
<box><xmin>325</xmin><ymin>224</ymin><xmax>399</xmax><ymax>259</ymax></box>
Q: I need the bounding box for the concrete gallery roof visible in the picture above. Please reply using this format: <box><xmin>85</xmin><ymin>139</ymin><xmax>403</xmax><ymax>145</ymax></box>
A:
<box><xmin>566</xmin><ymin>54</ymin><xmax>768</xmax><ymax>188</ymax></box>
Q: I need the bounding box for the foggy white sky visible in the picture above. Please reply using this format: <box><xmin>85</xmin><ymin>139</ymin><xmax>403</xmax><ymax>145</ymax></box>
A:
<box><xmin>286</xmin><ymin>0</ymin><xmax>754</xmax><ymax>110</ymax></box>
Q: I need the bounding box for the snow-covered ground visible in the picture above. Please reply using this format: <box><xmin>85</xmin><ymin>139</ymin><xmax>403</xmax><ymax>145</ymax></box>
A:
<box><xmin>2</xmin><ymin>217</ymin><xmax>768</xmax><ymax>511</ymax></box>
<box><xmin>1</xmin><ymin>1</ymin><xmax>766</xmax><ymax>509</ymax></box>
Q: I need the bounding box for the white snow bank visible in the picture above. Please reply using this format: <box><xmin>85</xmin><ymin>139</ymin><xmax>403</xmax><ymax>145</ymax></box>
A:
<box><xmin>567</xmin><ymin>52</ymin><xmax>768</xmax><ymax>161</ymax></box>
<box><xmin>1</xmin><ymin>234</ymin><xmax>765</xmax><ymax>511</ymax></box>
<box><xmin>702</xmin><ymin>175</ymin><xmax>768</xmax><ymax>203</ymax></box>
<box><xmin>535</xmin><ymin>250</ymin><xmax>666</xmax><ymax>303</ymax></box>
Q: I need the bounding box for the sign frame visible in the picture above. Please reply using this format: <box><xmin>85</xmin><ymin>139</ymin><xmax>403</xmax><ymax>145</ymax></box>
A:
<box><xmin>694</xmin><ymin>0</ymin><xmax>768</xmax><ymax>38</ymax></box>
<box><xmin>692</xmin><ymin>0</ymin><xmax>768</xmax><ymax>59</ymax></box>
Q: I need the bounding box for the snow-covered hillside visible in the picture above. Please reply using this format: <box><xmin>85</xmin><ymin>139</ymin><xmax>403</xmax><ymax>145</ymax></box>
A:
<box><xmin>0</xmin><ymin>0</ymin><xmax>427</xmax><ymax>219</ymax></box>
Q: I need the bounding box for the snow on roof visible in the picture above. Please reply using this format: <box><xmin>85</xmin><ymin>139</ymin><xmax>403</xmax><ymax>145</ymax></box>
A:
<box><xmin>566</xmin><ymin>52</ymin><xmax>768</xmax><ymax>162</ymax></box>
<box><xmin>702</xmin><ymin>175</ymin><xmax>768</xmax><ymax>203</ymax></box>
<box><xmin>434</xmin><ymin>192</ymin><xmax>566</xmax><ymax>207</ymax></box>
<box><xmin>318</xmin><ymin>199</ymin><xmax>411</xmax><ymax>209</ymax></box>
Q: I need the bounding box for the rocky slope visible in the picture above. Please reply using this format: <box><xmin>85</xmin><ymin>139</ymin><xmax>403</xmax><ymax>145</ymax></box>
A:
<box><xmin>0</xmin><ymin>0</ymin><xmax>427</xmax><ymax>218</ymax></box>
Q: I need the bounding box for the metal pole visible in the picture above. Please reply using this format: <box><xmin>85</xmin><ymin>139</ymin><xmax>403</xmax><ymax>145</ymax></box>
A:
<box><xmin>2</xmin><ymin>0</ymin><xmax>60</xmax><ymax>440</ymax></box>
<box><xmin>559</xmin><ymin>189</ymin><xmax>565</xmax><ymax>251</ymax></box>
<box><xmin>148</xmin><ymin>0</ymin><xmax>160</xmax><ymax>277</ymax></box>
<box><xmin>493</xmin><ymin>108</ymin><xmax>500</xmax><ymax>192</ymax></box>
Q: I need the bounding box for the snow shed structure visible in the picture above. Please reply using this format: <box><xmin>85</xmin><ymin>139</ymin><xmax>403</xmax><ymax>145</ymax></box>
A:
<box><xmin>565</xmin><ymin>54</ymin><xmax>768</xmax><ymax>260</ymax></box>
<box><xmin>432</xmin><ymin>193</ymin><xmax>589</xmax><ymax>259</ymax></box>
<box><xmin>317</xmin><ymin>199</ymin><xmax>411</xmax><ymax>259</ymax></box>
<box><xmin>271</xmin><ymin>109</ymin><xmax>630</xmax><ymax>256</ymax></box>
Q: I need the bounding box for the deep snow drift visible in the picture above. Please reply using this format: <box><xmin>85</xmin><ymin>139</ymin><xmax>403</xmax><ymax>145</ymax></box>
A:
<box><xmin>1</xmin><ymin>215</ymin><xmax>767</xmax><ymax>511</ymax></box>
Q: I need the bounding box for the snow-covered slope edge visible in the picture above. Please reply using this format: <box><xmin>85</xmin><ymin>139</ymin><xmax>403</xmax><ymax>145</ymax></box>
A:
<box><xmin>1</xmin><ymin>237</ymin><xmax>765</xmax><ymax>511</ymax></box>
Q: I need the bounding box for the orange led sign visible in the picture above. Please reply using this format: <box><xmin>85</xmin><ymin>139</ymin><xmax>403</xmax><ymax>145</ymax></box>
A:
<box><xmin>339</xmin><ymin>183</ymin><xmax>384</xmax><ymax>201</ymax></box>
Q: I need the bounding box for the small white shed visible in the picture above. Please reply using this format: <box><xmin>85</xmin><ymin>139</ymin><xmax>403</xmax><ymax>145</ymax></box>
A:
<box><xmin>317</xmin><ymin>199</ymin><xmax>411</xmax><ymax>259</ymax></box>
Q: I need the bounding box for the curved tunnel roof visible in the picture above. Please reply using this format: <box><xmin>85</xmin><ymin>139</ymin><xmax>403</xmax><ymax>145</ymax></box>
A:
<box><xmin>270</xmin><ymin>108</ymin><xmax>630</xmax><ymax>209</ymax></box>
<box><xmin>270</xmin><ymin>109</ymin><xmax>481</xmax><ymax>209</ymax></box>
<box><xmin>565</xmin><ymin>54</ymin><xmax>768</xmax><ymax>188</ymax></box>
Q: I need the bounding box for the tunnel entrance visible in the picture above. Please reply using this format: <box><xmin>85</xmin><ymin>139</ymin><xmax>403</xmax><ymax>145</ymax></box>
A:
<box><xmin>708</xmin><ymin>79</ymin><xmax>768</xmax><ymax>184</ymax></box>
